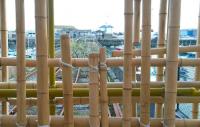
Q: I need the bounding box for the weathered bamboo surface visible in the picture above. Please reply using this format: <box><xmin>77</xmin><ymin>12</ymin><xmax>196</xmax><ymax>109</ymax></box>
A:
<box><xmin>61</xmin><ymin>35</ymin><xmax>74</xmax><ymax>127</ymax></box>
<box><xmin>123</xmin><ymin>0</ymin><xmax>133</xmax><ymax>126</ymax></box>
<box><xmin>164</xmin><ymin>0</ymin><xmax>181</xmax><ymax>126</ymax></box>
<box><xmin>35</xmin><ymin>0</ymin><xmax>49</xmax><ymax>126</ymax></box>
<box><xmin>15</xmin><ymin>0</ymin><xmax>26</xmax><ymax>126</ymax></box>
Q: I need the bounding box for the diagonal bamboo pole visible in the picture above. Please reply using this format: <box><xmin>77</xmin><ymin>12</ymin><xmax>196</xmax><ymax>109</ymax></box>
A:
<box><xmin>164</xmin><ymin>0</ymin><xmax>181</xmax><ymax>126</ymax></box>
<box><xmin>35</xmin><ymin>0</ymin><xmax>49</xmax><ymax>126</ymax></box>
<box><xmin>15</xmin><ymin>0</ymin><xmax>26</xmax><ymax>126</ymax></box>
<box><xmin>99</xmin><ymin>48</ymin><xmax>109</xmax><ymax>127</ymax></box>
<box><xmin>89</xmin><ymin>53</ymin><xmax>100</xmax><ymax>127</ymax></box>
<box><xmin>140</xmin><ymin>0</ymin><xmax>151</xmax><ymax>126</ymax></box>
<box><xmin>0</xmin><ymin>0</ymin><xmax>9</xmax><ymax>115</ymax></box>
<box><xmin>123</xmin><ymin>0</ymin><xmax>133</xmax><ymax>126</ymax></box>
<box><xmin>61</xmin><ymin>35</ymin><xmax>74</xmax><ymax>127</ymax></box>
<box><xmin>156</xmin><ymin>0</ymin><xmax>168</xmax><ymax>118</ymax></box>
<box><xmin>192</xmin><ymin>3</ymin><xmax>200</xmax><ymax>119</ymax></box>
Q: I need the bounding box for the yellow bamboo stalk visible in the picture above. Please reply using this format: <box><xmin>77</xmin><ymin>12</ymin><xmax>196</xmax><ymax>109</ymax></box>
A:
<box><xmin>156</xmin><ymin>0</ymin><xmax>167</xmax><ymax>118</ymax></box>
<box><xmin>35</xmin><ymin>0</ymin><xmax>49</xmax><ymax>126</ymax></box>
<box><xmin>0</xmin><ymin>0</ymin><xmax>9</xmax><ymax>115</ymax></box>
<box><xmin>112</xmin><ymin>45</ymin><xmax>200</xmax><ymax>57</ymax></box>
<box><xmin>99</xmin><ymin>48</ymin><xmax>109</xmax><ymax>127</ymax></box>
<box><xmin>123</xmin><ymin>0</ymin><xmax>133</xmax><ymax>126</ymax></box>
<box><xmin>61</xmin><ymin>35</ymin><xmax>74</xmax><ymax>127</ymax></box>
<box><xmin>164</xmin><ymin>0</ymin><xmax>181</xmax><ymax>126</ymax></box>
<box><xmin>48</xmin><ymin>0</ymin><xmax>56</xmax><ymax>115</ymax></box>
<box><xmin>140</xmin><ymin>0</ymin><xmax>151</xmax><ymax>126</ymax></box>
<box><xmin>192</xmin><ymin>2</ymin><xmax>200</xmax><ymax>119</ymax></box>
<box><xmin>89</xmin><ymin>53</ymin><xmax>100</xmax><ymax>127</ymax></box>
<box><xmin>15</xmin><ymin>0</ymin><xmax>26</xmax><ymax>126</ymax></box>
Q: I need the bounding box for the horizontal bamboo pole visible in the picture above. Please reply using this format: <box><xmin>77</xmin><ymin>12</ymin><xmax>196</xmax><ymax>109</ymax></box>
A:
<box><xmin>0</xmin><ymin>88</ymin><xmax>198</xmax><ymax>98</ymax></box>
<box><xmin>0</xmin><ymin>116</ymin><xmax>200</xmax><ymax>127</ymax></box>
<box><xmin>0</xmin><ymin>81</ymin><xmax>200</xmax><ymax>89</ymax></box>
<box><xmin>112</xmin><ymin>45</ymin><xmax>200</xmax><ymax>57</ymax></box>
<box><xmin>1</xmin><ymin>57</ymin><xmax>200</xmax><ymax>67</ymax></box>
<box><xmin>7</xmin><ymin>96</ymin><xmax>200</xmax><ymax>105</ymax></box>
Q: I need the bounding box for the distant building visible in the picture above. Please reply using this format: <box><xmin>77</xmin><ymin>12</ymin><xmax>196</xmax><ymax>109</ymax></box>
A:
<box><xmin>180</xmin><ymin>29</ymin><xmax>197</xmax><ymax>37</ymax></box>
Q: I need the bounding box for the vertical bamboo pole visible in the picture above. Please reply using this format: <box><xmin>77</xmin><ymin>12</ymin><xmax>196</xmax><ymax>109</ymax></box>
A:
<box><xmin>133</xmin><ymin>0</ymin><xmax>141</xmax><ymax>46</ymax></box>
<box><xmin>193</xmin><ymin>3</ymin><xmax>200</xmax><ymax>119</ymax></box>
<box><xmin>156</xmin><ymin>0</ymin><xmax>168</xmax><ymax>118</ymax></box>
<box><xmin>140</xmin><ymin>0</ymin><xmax>151</xmax><ymax>126</ymax></box>
<box><xmin>99</xmin><ymin>48</ymin><xmax>109</xmax><ymax>127</ymax></box>
<box><xmin>164</xmin><ymin>0</ymin><xmax>181</xmax><ymax>126</ymax></box>
<box><xmin>48</xmin><ymin>0</ymin><xmax>55</xmax><ymax>88</ymax></box>
<box><xmin>123</xmin><ymin>0</ymin><xmax>133</xmax><ymax>126</ymax></box>
<box><xmin>89</xmin><ymin>53</ymin><xmax>100</xmax><ymax>127</ymax></box>
<box><xmin>61</xmin><ymin>35</ymin><xmax>74</xmax><ymax>127</ymax></box>
<box><xmin>15</xmin><ymin>0</ymin><xmax>26</xmax><ymax>126</ymax></box>
<box><xmin>48</xmin><ymin>0</ymin><xmax>56</xmax><ymax>115</ymax></box>
<box><xmin>132</xmin><ymin>0</ymin><xmax>141</xmax><ymax>117</ymax></box>
<box><xmin>35</xmin><ymin>0</ymin><xmax>49</xmax><ymax>126</ymax></box>
<box><xmin>0</xmin><ymin>0</ymin><xmax>9</xmax><ymax>114</ymax></box>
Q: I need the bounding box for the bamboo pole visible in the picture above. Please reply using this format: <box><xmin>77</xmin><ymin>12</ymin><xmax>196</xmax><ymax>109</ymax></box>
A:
<box><xmin>15</xmin><ymin>0</ymin><xmax>26</xmax><ymax>126</ymax></box>
<box><xmin>99</xmin><ymin>48</ymin><xmax>109</xmax><ymax>127</ymax></box>
<box><xmin>35</xmin><ymin>0</ymin><xmax>49</xmax><ymax>126</ymax></box>
<box><xmin>132</xmin><ymin>0</ymin><xmax>141</xmax><ymax>117</ymax></box>
<box><xmin>1</xmin><ymin>81</ymin><xmax>200</xmax><ymax>89</ymax></box>
<box><xmin>140</xmin><ymin>0</ymin><xmax>151</xmax><ymax>126</ymax></box>
<box><xmin>123</xmin><ymin>0</ymin><xmax>133</xmax><ymax>126</ymax></box>
<box><xmin>48</xmin><ymin>0</ymin><xmax>55</xmax><ymax>87</ymax></box>
<box><xmin>192</xmin><ymin>2</ymin><xmax>200</xmax><ymax>119</ymax></box>
<box><xmin>48</xmin><ymin>0</ymin><xmax>56</xmax><ymax>115</ymax></box>
<box><xmin>0</xmin><ymin>0</ymin><xmax>9</xmax><ymax>115</ymax></box>
<box><xmin>61</xmin><ymin>35</ymin><xmax>74</xmax><ymax>127</ymax></box>
<box><xmin>156</xmin><ymin>0</ymin><xmax>167</xmax><ymax>81</ymax></box>
<box><xmin>112</xmin><ymin>45</ymin><xmax>200</xmax><ymax>57</ymax></box>
<box><xmin>1</xmin><ymin>57</ymin><xmax>200</xmax><ymax>67</ymax></box>
<box><xmin>156</xmin><ymin>0</ymin><xmax>168</xmax><ymax>118</ymax></box>
<box><xmin>0</xmin><ymin>116</ymin><xmax>200</xmax><ymax>127</ymax></box>
<box><xmin>164</xmin><ymin>0</ymin><xmax>181</xmax><ymax>126</ymax></box>
<box><xmin>89</xmin><ymin>53</ymin><xmax>100</xmax><ymax>127</ymax></box>
<box><xmin>0</xmin><ymin>88</ymin><xmax>197</xmax><ymax>98</ymax></box>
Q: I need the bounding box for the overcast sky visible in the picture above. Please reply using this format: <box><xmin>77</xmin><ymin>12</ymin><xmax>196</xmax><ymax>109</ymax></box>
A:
<box><xmin>5</xmin><ymin>0</ymin><xmax>200</xmax><ymax>32</ymax></box>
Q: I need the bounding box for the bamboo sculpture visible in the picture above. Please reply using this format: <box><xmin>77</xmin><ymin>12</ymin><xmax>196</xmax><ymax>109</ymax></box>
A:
<box><xmin>61</xmin><ymin>35</ymin><xmax>74</xmax><ymax>127</ymax></box>
<box><xmin>140</xmin><ymin>0</ymin><xmax>151</xmax><ymax>126</ymax></box>
<box><xmin>0</xmin><ymin>0</ymin><xmax>9</xmax><ymax>114</ymax></box>
<box><xmin>123</xmin><ymin>0</ymin><xmax>133</xmax><ymax>126</ymax></box>
<box><xmin>89</xmin><ymin>53</ymin><xmax>100</xmax><ymax>127</ymax></box>
<box><xmin>164</xmin><ymin>0</ymin><xmax>181</xmax><ymax>126</ymax></box>
<box><xmin>156</xmin><ymin>0</ymin><xmax>168</xmax><ymax>118</ymax></box>
<box><xmin>35</xmin><ymin>0</ymin><xmax>49</xmax><ymax>126</ymax></box>
<box><xmin>99</xmin><ymin>48</ymin><xmax>109</xmax><ymax>127</ymax></box>
<box><xmin>15</xmin><ymin>0</ymin><xmax>26</xmax><ymax>126</ymax></box>
<box><xmin>193</xmin><ymin>2</ymin><xmax>200</xmax><ymax>119</ymax></box>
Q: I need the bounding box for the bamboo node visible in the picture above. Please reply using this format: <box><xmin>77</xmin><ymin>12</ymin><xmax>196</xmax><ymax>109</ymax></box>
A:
<box><xmin>60</xmin><ymin>59</ymin><xmax>74</xmax><ymax>68</ymax></box>
<box><xmin>99</xmin><ymin>63</ymin><xmax>107</xmax><ymax>71</ymax></box>
<box><xmin>16</xmin><ymin>122</ymin><xmax>27</xmax><ymax>127</ymax></box>
<box><xmin>89</xmin><ymin>65</ymin><xmax>99</xmax><ymax>72</ymax></box>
